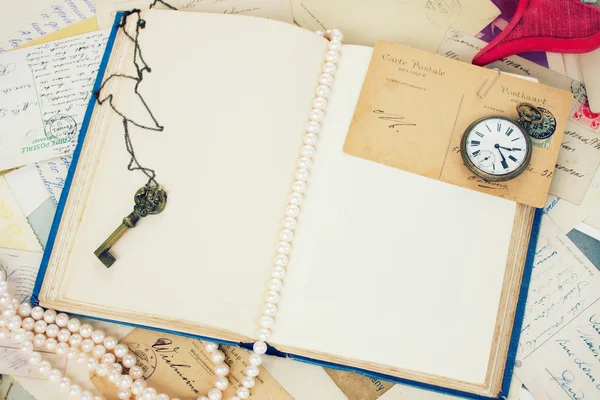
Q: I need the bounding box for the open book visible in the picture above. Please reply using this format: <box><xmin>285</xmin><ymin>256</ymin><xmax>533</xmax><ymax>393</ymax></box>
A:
<box><xmin>34</xmin><ymin>9</ymin><xmax>545</xmax><ymax>399</ymax></box>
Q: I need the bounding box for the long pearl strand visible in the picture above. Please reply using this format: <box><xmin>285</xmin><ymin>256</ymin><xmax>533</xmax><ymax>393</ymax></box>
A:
<box><xmin>238</xmin><ymin>28</ymin><xmax>344</xmax><ymax>399</ymax></box>
<box><xmin>0</xmin><ymin>28</ymin><xmax>342</xmax><ymax>400</ymax></box>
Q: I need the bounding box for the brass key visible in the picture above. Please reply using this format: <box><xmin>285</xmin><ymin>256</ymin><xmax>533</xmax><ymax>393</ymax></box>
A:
<box><xmin>94</xmin><ymin>185</ymin><xmax>167</xmax><ymax>268</ymax></box>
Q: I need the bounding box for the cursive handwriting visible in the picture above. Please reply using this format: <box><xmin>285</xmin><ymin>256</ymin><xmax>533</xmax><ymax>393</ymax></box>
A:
<box><xmin>549</xmin><ymin>370</ymin><xmax>586</xmax><ymax>400</ymax></box>
<box><xmin>0</xmin><ymin>63</ymin><xmax>15</xmax><ymax>76</ymax></box>
<box><xmin>372</xmin><ymin>110</ymin><xmax>416</xmax><ymax>131</ymax></box>
<box><xmin>152</xmin><ymin>338</ymin><xmax>199</xmax><ymax>395</ymax></box>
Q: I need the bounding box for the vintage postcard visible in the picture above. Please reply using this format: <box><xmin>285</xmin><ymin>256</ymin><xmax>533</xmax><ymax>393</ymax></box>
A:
<box><xmin>344</xmin><ymin>41</ymin><xmax>573</xmax><ymax>207</ymax></box>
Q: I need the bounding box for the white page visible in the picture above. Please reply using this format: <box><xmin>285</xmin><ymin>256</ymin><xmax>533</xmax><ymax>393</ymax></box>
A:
<box><xmin>61</xmin><ymin>11</ymin><xmax>329</xmax><ymax>338</ymax></box>
<box><xmin>272</xmin><ymin>45</ymin><xmax>518</xmax><ymax>384</ymax></box>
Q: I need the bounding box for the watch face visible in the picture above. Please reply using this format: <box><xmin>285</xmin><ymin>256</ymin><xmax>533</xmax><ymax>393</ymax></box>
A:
<box><xmin>462</xmin><ymin>117</ymin><xmax>531</xmax><ymax>181</ymax></box>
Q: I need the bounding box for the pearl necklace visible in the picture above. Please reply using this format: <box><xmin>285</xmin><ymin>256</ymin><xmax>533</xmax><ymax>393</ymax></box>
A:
<box><xmin>0</xmin><ymin>28</ymin><xmax>343</xmax><ymax>400</ymax></box>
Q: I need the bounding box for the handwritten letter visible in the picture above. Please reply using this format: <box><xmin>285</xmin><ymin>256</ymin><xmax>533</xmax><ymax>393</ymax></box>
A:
<box><xmin>0</xmin><ymin>30</ymin><xmax>108</xmax><ymax>172</ymax></box>
<box><xmin>515</xmin><ymin>215</ymin><xmax>600</xmax><ymax>400</ymax></box>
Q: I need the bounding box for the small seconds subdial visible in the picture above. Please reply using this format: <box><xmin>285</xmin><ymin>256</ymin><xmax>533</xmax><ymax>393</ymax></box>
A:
<box><xmin>461</xmin><ymin>116</ymin><xmax>532</xmax><ymax>182</ymax></box>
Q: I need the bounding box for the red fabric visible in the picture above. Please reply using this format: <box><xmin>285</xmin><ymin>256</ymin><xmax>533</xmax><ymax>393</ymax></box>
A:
<box><xmin>473</xmin><ymin>0</ymin><xmax>600</xmax><ymax>66</ymax></box>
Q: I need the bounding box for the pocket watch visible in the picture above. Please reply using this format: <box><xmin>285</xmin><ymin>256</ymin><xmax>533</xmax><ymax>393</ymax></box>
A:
<box><xmin>460</xmin><ymin>104</ymin><xmax>538</xmax><ymax>182</ymax></box>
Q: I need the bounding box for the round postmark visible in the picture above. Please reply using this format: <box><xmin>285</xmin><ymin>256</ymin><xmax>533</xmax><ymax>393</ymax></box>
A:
<box><xmin>571</xmin><ymin>80</ymin><xmax>587</xmax><ymax>104</ymax></box>
<box><xmin>44</xmin><ymin>114</ymin><xmax>77</xmax><ymax>140</ymax></box>
<box><xmin>128</xmin><ymin>341</ymin><xmax>157</xmax><ymax>379</ymax></box>
<box><xmin>519</xmin><ymin>107</ymin><xmax>557</xmax><ymax>140</ymax></box>
<box><xmin>425</xmin><ymin>0</ymin><xmax>462</xmax><ymax>27</ymax></box>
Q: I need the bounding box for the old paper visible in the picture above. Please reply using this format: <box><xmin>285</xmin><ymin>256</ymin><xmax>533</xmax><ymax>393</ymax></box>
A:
<box><xmin>344</xmin><ymin>41</ymin><xmax>572</xmax><ymax>207</ymax></box>
<box><xmin>515</xmin><ymin>215</ymin><xmax>600</xmax><ymax>400</ymax></box>
<box><xmin>95</xmin><ymin>0</ymin><xmax>294</xmax><ymax>29</ymax></box>
<box><xmin>0</xmin><ymin>247</ymin><xmax>43</xmax><ymax>303</ymax></box>
<box><xmin>325</xmin><ymin>369</ymin><xmax>393</xmax><ymax>400</ymax></box>
<box><xmin>0</xmin><ymin>346</ymin><xmax>67</xmax><ymax>378</ymax></box>
<box><xmin>0</xmin><ymin>31</ymin><xmax>109</xmax><ymax>172</ymax></box>
<box><xmin>438</xmin><ymin>29</ymin><xmax>600</xmax><ymax>204</ymax></box>
<box><xmin>0</xmin><ymin>0</ymin><xmax>95</xmax><ymax>52</ymax></box>
<box><xmin>0</xmin><ymin>177</ymin><xmax>42</xmax><ymax>252</ymax></box>
<box><xmin>35</xmin><ymin>156</ymin><xmax>72</xmax><ymax>204</ymax></box>
<box><xmin>91</xmin><ymin>329</ymin><xmax>292</xmax><ymax>399</ymax></box>
<box><xmin>580</xmin><ymin>48</ymin><xmax>600</xmax><ymax>114</ymax></box>
<box><xmin>291</xmin><ymin>0</ymin><xmax>499</xmax><ymax>51</ymax></box>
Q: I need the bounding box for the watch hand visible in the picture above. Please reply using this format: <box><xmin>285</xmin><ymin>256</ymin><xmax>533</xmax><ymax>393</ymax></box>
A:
<box><xmin>498</xmin><ymin>146</ymin><xmax>518</xmax><ymax>151</ymax></box>
<box><xmin>496</xmin><ymin>147</ymin><xmax>509</xmax><ymax>169</ymax></box>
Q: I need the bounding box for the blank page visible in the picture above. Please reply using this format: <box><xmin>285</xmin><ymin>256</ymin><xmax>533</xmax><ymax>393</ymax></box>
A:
<box><xmin>61</xmin><ymin>10</ymin><xmax>328</xmax><ymax>339</ymax></box>
<box><xmin>272</xmin><ymin>45</ymin><xmax>517</xmax><ymax>384</ymax></box>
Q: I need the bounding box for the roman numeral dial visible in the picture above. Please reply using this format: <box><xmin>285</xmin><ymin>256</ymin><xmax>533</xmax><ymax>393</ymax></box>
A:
<box><xmin>461</xmin><ymin>116</ymin><xmax>531</xmax><ymax>181</ymax></box>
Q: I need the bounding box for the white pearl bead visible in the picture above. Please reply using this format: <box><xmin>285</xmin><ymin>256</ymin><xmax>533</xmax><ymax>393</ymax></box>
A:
<box><xmin>30</xmin><ymin>306</ymin><xmax>44</xmax><ymax>320</ymax></box>
<box><xmin>25</xmin><ymin>331</ymin><xmax>34</xmax><ymax>342</ymax></box>
<box><xmin>325</xmin><ymin>51</ymin><xmax>340</xmax><ymax>64</ymax></box>
<box><xmin>104</xmin><ymin>335</ymin><xmax>117</xmax><ymax>350</ymax></box>
<box><xmin>87</xmin><ymin>357</ymin><xmax>99</xmax><ymax>370</ymax></box>
<box><xmin>320</xmin><ymin>73</ymin><xmax>335</xmax><ymax>87</ymax></box>
<box><xmin>57</xmin><ymin>328</ymin><xmax>71</xmax><ymax>342</ymax></box>
<box><xmin>214</xmin><ymin>376</ymin><xmax>229</xmax><ymax>390</ymax></box>
<box><xmin>131</xmin><ymin>379</ymin><xmax>147</xmax><ymax>395</ymax></box>
<box><xmin>273</xmin><ymin>253</ymin><xmax>289</xmax><ymax>267</ymax></box>
<box><xmin>56</xmin><ymin>342</ymin><xmax>69</xmax><ymax>356</ymax></box>
<box><xmin>249</xmin><ymin>353</ymin><xmax>263</xmax><ymax>366</ymax></box>
<box><xmin>102</xmin><ymin>352</ymin><xmax>116</xmax><ymax>364</ymax></box>
<box><xmin>267</xmin><ymin>279</ymin><xmax>283</xmax><ymax>292</ymax></box>
<box><xmin>245</xmin><ymin>364</ymin><xmax>260</xmax><ymax>377</ymax></box>
<box><xmin>323</xmin><ymin>62</ymin><xmax>336</xmax><ymax>75</ymax></box>
<box><xmin>18</xmin><ymin>303</ymin><xmax>32</xmax><ymax>317</ymax></box>
<box><xmin>55</xmin><ymin>313</ymin><xmax>69</xmax><ymax>327</ymax></box>
<box><xmin>211</xmin><ymin>350</ymin><xmax>225</xmax><ymax>363</ymax></box>
<box><xmin>20</xmin><ymin>341</ymin><xmax>33</xmax><ymax>353</ymax></box>
<box><xmin>300</xmin><ymin>144</ymin><xmax>316</xmax><ymax>158</ymax></box>
<box><xmin>59</xmin><ymin>377</ymin><xmax>71</xmax><ymax>391</ymax></box>
<box><xmin>330</xmin><ymin>29</ymin><xmax>343</xmax><ymax>41</ymax></box>
<box><xmin>129</xmin><ymin>365</ymin><xmax>143</xmax><ymax>379</ymax></box>
<box><xmin>2</xmin><ymin>305</ymin><xmax>16</xmax><ymax>317</ymax></box>
<box><xmin>7</xmin><ymin>315</ymin><xmax>21</xmax><ymax>331</ymax></box>
<box><xmin>111</xmin><ymin>362</ymin><xmax>123</xmax><ymax>373</ymax></box>
<box><xmin>28</xmin><ymin>352</ymin><xmax>42</xmax><ymax>365</ymax></box>
<box><xmin>313</xmin><ymin>97</ymin><xmax>327</xmax><ymax>110</ymax></box>
<box><xmin>207</xmin><ymin>388</ymin><xmax>222</xmax><ymax>400</ymax></box>
<box><xmin>237</xmin><ymin>387</ymin><xmax>250</xmax><ymax>399</ymax></box>
<box><xmin>93</xmin><ymin>344</ymin><xmax>106</xmax><ymax>359</ymax></box>
<box><xmin>67</xmin><ymin>318</ymin><xmax>81</xmax><ymax>333</ymax></box>
<box><xmin>21</xmin><ymin>317</ymin><xmax>34</xmax><ymax>331</ymax></box>
<box><xmin>91</xmin><ymin>329</ymin><xmax>105</xmax><ymax>343</ymax></box>
<box><xmin>198</xmin><ymin>396</ymin><xmax>209</xmax><ymax>400</ymax></box>
<box><xmin>282</xmin><ymin>217</ymin><xmax>296</xmax><ymax>231</ymax></box>
<box><xmin>118</xmin><ymin>388</ymin><xmax>132</xmax><ymax>399</ymax></box>
<box><xmin>69</xmin><ymin>333</ymin><xmax>82</xmax><ymax>347</ymax></box>
<box><xmin>229</xmin><ymin>397</ymin><xmax>241</xmax><ymax>400</ymax></box>
<box><xmin>79</xmin><ymin>323</ymin><xmax>93</xmax><ymax>338</ymax></box>
<box><xmin>96</xmin><ymin>363</ymin><xmax>109</xmax><ymax>376</ymax></box>
<box><xmin>43</xmin><ymin>309</ymin><xmax>56</xmax><ymax>323</ymax></box>
<box><xmin>45</xmin><ymin>338</ymin><xmax>58</xmax><ymax>351</ymax></box>
<box><xmin>253</xmin><ymin>341</ymin><xmax>268</xmax><ymax>355</ymax></box>
<box><xmin>68</xmin><ymin>384</ymin><xmax>82</xmax><ymax>397</ymax></box>
<box><xmin>11</xmin><ymin>328</ymin><xmax>26</xmax><ymax>343</ymax></box>
<box><xmin>155</xmin><ymin>394</ymin><xmax>170</xmax><ymax>400</ymax></box>
<box><xmin>38</xmin><ymin>361</ymin><xmax>51</xmax><ymax>376</ymax></box>
<box><xmin>289</xmin><ymin>192</ymin><xmax>303</xmax><ymax>206</ymax></box>
<box><xmin>108</xmin><ymin>369</ymin><xmax>122</xmax><ymax>383</ymax></box>
<box><xmin>279</xmin><ymin>229</ymin><xmax>294</xmax><ymax>243</ymax></box>
<box><xmin>296</xmin><ymin>167</ymin><xmax>311</xmax><ymax>181</ymax></box>
<box><xmin>306</xmin><ymin>120</ymin><xmax>321</xmax><ymax>134</ymax></box>
<box><xmin>81</xmin><ymin>391</ymin><xmax>93</xmax><ymax>400</ymax></box>
<box><xmin>118</xmin><ymin>374</ymin><xmax>134</xmax><ymax>389</ymax></box>
<box><xmin>328</xmin><ymin>39</ymin><xmax>342</xmax><ymax>52</ymax></box>
<box><xmin>298</xmin><ymin>157</ymin><xmax>313</xmax><ymax>170</ymax></box>
<box><xmin>214</xmin><ymin>363</ymin><xmax>229</xmax><ymax>376</ymax></box>
<box><xmin>292</xmin><ymin>181</ymin><xmax>307</xmax><ymax>194</ymax></box>
<box><xmin>260</xmin><ymin>315</ymin><xmax>275</xmax><ymax>329</ymax></box>
<box><xmin>316</xmin><ymin>84</ymin><xmax>331</xmax><ymax>98</ymax></box>
<box><xmin>265</xmin><ymin>291</ymin><xmax>280</xmax><ymax>304</ymax></box>
<box><xmin>49</xmin><ymin>368</ymin><xmax>62</xmax><ymax>382</ymax></box>
<box><xmin>33</xmin><ymin>320</ymin><xmax>47</xmax><ymax>334</ymax></box>
<box><xmin>303</xmin><ymin>133</ymin><xmax>318</xmax><ymax>146</ymax></box>
<box><xmin>256</xmin><ymin>328</ymin><xmax>271</xmax><ymax>341</ymax></box>
<box><xmin>309</xmin><ymin>108</ymin><xmax>325</xmax><ymax>121</ymax></box>
<box><xmin>46</xmin><ymin>324</ymin><xmax>59</xmax><ymax>338</ymax></box>
<box><xmin>33</xmin><ymin>333</ymin><xmax>46</xmax><ymax>347</ymax></box>
<box><xmin>143</xmin><ymin>387</ymin><xmax>158</xmax><ymax>399</ymax></box>
<box><xmin>204</xmin><ymin>342</ymin><xmax>218</xmax><ymax>353</ymax></box>
<box><xmin>263</xmin><ymin>302</ymin><xmax>278</xmax><ymax>316</ymax></box>
<box><xmin>123</xmin><ymin>353</ymin><xmax>137</xmax><ymax>368</ymax></box>
<box><xmin>271</xmin><ymin>267</ymin><xmax>286</xmax><ymax>280</ymax></box>
<box><xmin>242</xmin><ymin>376</ymin><xmax>255</xmax><ymax>388</ymax></box>
<box><xmin>77</xmin><ymin>351</ymin><xmax>88</xmax><ymax>364</ymax></box>
<box><xmin>67</xmin><ymin>347</ymin><xmax>79</xmax><ymax>359</ymax></box>
<box><xmin>276</xmin><ymin>241</ymin><xmax>292</xmax><ymax>255</ymax></box>
<box><xmin>115</xmin><ymin>343</ymin><xmax>129</xmax><ymax>358</ymax></box>
<box><xmin>81</xmin><ymin>338</ymin><xmax>95</xmax><ymax>353</ymax></box>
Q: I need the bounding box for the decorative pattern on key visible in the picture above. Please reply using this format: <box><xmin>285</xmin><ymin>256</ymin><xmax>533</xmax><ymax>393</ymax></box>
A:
<box><xmin>94</xmin><ymin>186</ymin><xmax>167</xmax><ymax>268</ymax></box>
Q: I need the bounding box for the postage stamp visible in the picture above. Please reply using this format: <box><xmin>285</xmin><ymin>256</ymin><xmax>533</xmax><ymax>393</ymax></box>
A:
<box><xmin>520</xmin><ymin>107</ymin><xmax>557</xmax><ymax>149</ymax></box>
<box><xmin>425</xmin><ymin>0</ymin><xmax>462</xmax><ymax>27</ymax></box>
<box><xmin>571</xmin><ymin>100</ymin><xmax>600</xmax><ymax>132</ymax></box>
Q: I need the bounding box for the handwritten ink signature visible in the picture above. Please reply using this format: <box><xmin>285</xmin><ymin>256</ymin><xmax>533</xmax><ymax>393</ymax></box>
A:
<box><xmin>373</xmin><ymin>110</ymin><xmax>416</xmax><ymax>131</ymax></box>
<box><xmin>0</xmin><ymin>63</ymin><xmax>15</xmax><ymax>77</ymax></box>
<box><xmin>549</xmin><ymin>370</ymin><xmax>587</xmax><ymax>400</ymax></box>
